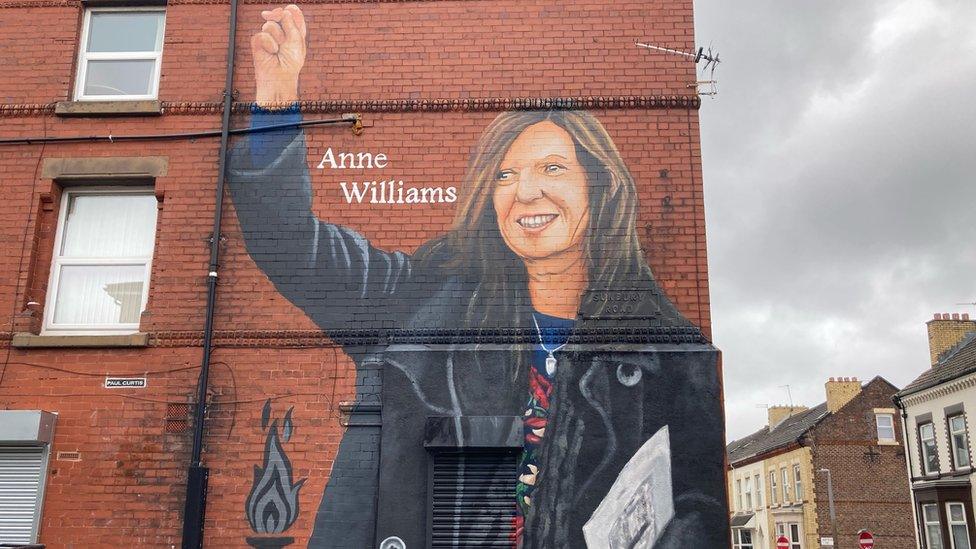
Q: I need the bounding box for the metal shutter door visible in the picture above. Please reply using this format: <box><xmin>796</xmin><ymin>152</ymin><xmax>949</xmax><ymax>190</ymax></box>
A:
<box><xmin>430</xmin><ymin>451</ymin><xmax>516</xmax><ymax>548</ymax></box>
<box><xmin>0</xmin><ymin>446</ymin><xmax>45</xmax><ymax>544</ymax></box>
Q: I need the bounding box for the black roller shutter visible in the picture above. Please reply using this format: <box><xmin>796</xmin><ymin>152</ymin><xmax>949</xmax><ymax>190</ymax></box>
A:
<box><xmin>429</xmin><ymin>450</ymin><xmax>517</xmax><ymax>547</ymax></box>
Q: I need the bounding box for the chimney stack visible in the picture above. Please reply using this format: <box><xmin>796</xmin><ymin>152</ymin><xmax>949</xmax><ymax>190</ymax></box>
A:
<box><xmin>768</xmin><ymin>405</ymin><xmax>809</xmax><ymax>430</ymax></box>
<box><xmin>927</xmin><ymin>313</ymin><xmax>976</xmax><ymax>366</ymax></box>
<box><xmin>825</xmin><ymin>377</ymin><xmax>862</xmax><ymax>413</ymax></box>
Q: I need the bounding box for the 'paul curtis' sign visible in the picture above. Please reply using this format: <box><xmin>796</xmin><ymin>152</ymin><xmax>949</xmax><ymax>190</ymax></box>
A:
<box><xmin>104</xmin><ymin>378</ymin><xmax>147</xmax><ymax>389</ymax></box>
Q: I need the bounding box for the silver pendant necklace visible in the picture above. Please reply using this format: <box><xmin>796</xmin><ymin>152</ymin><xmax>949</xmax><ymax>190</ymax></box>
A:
<box><xmin>532</xmin><ymin>314</ymin><xmax>568</xmax><ymax>376</ymax></box>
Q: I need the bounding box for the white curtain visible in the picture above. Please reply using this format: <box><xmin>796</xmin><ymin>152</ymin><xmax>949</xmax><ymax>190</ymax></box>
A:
<box><xmin>51</xmin><ymin>193</ymin><xmax>156</xmax><ymax>328</ymax></box>
<box><xmin>60</xmin><ymin>194</ymin><xmax>156</xmax><ymax>257</ymax></box>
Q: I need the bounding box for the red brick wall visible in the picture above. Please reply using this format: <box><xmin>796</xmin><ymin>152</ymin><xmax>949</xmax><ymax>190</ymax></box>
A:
<box><xmin>0</xmin><ymin>0</ymin><xmax>710</xmax><ymax>546</ymax></box>
<box><xmin>809</xmin><ymin>378</ymin><xmax>915</xmax><ymax>549</ymax></box>
<box><xmin>0</xmin><ymin>0</ymin><xmax>697</xmax><ymax>104</ymax></box>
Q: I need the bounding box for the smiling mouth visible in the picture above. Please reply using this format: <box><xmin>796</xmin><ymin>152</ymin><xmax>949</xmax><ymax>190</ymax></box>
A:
<box><xmin>517</xmin><ymin>214</ymin><xmax>558</xmax><ymax>229</ymax></box>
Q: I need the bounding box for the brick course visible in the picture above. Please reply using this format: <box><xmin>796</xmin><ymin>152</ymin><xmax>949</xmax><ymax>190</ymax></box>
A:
<box><xmin>0</xmin><ymin>0</ymin><xmax>712</xmax><ymax>546</ymax></box>
<box><xmin>809</xmin><ymin>378</ymin><xmax>915</xmax><ymax>549</ymax></box>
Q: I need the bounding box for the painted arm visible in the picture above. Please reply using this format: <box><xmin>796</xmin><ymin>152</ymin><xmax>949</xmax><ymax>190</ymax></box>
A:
<box><xmin>227</xmin><ymin>5</ymin><xmax>418</xmax><ymax>335</ymax></box>
<box><xmin>227</xmin><ymin>111</ymin><xmax>413</xmax><ymax>333</ymax></box>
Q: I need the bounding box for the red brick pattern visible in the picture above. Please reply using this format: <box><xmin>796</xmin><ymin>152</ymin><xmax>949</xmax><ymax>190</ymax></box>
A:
<box><xmin>0</xmin><ymin>0</ymin><xmax>697</xmax><ymax>104</ymax></box>
<box><xmin>809</xmin><ymin>378</ymin><xmax>916</xmax><ymax>549</ymax></box>
<box><xmin>0</xmin><ymin>0</ymin><xmax>710</xmax><ymax>546</ymax></box>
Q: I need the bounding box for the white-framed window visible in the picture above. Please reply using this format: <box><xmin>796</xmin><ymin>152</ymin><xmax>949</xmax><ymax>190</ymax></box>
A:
<box><xmin>876</xmin><ymin>413</ymin><xmax>896</xmax><ymax>443</ymax></box>
<box><xmin>770</xmin><ymin>470</ymin><xmax>778</xmax><ymax>505</ymax></box>
<box><xmin>793</xmin><ymin>464</ymin><xmax>803</xmax><ymax>501</ymax></box>
<box><xmin>920</xmin><ymin>422</ymin><xmax>940</xmax><ymax>475</ymax></box>
<box><xmin>754</xmin><ymin>474</ymin><xmax>762</xmax><ymax>507</ymax></box>
<box><xmin>74</xmin><ymin>7</ymin><xmax>166</xmax><ymax>101</ymax></box>
<box><xmin>736</xmin><ymin>478</ymin><xmax>743</xmax><ymax>511</ymax></box>
<box><xmin>744</xmin><ymin>476</ymin><xmax>753</xmax><ymax>511</ymax></box>
<box><xmin>43</xmin><ymin>189</ymin><xmax>158</xmax><ymax>334</ymax></box>
<box><xmin>776</xmin><ymin>522</ymin><xmax>802</xmax><ymax>549</ymax></box>
<box><xmin>789</xmin><ymin>523</ymin><xmax>802</xmax><ymax>549</ymax></box>
<box><xmin>949</xmin><ymin>415</ymin><xmax>971</xmax><ymax>469</ymax></box>
<box><xmin>733</xmin><ymin>528</ymin><xmax>755</xmax><ymax>549</ymax></box>
<box><xmin>924</xmin><ymin>503</ymin><xmax>946</xmax><ymax>549</ymax></box>
<box><xmin>947</xmin><ymin>502</ymin><xmax>972</xmax><ymax>549</ymax></box>
<box><xmin>781</xmin><ymin>467</ymin><xmax>790</xmax><ymax>503</ymax></box>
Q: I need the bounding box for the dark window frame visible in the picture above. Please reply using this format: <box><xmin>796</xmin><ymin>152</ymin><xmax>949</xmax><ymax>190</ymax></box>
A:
<box><xmin>946</xmin><ymin>412</ymin><xmax>972</xmax><ymax>471</ymax></box>
<box><xmin>914</xmin><ymin>485</ymin><xmax>976</xmax><ymax>549</ymax></box>
<box><xmin>919</xmin><ymin>420</ymin><xmax>941</xmax><ymax>477</ymax></box>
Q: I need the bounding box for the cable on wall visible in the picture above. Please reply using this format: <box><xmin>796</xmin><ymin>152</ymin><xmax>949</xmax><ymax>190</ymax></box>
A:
<box><xmin>0</xmin><ymin>115</ymin><xmax>359</xmax><ymax>146</ymax></box>
<box><xmin>0</xmin><ymin>117</ymin><xmax>47</xmax><ymax>390</ymax></box>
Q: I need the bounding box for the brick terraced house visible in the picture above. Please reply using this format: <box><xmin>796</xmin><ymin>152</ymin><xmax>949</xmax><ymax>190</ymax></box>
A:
<box><xmin>0</xmin><ymin>0</ymin><xmax>731</xmax><ymax>547</ymax></box>
<box><xmin>727</xmin><ymin>377</ymin><xmax>915</xmax><ymax>549</ymax></box>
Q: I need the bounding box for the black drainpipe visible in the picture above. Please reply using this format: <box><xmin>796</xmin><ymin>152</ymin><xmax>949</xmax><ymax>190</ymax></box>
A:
<box><xmin>181</xmin><ymin>0</ymin><xmax>240</xmax><ymax>544</ymax></box>
<box><xmin>893</xmin><ymin>394</ymin><xmax>922</xmax><ymax>547</ymax></box>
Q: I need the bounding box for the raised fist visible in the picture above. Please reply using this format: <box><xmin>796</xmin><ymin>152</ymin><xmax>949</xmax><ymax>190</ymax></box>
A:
<box><xmin>251</xmin><ymin>4</ymin><xmax>307</xmax><ymax>107</ymax></box>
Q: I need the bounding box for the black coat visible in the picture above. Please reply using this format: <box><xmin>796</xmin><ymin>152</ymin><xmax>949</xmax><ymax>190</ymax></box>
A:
<box><xmin>228</xmin><ymin>123</ymin><xmax>730</xmax><ymax>548</ymax></box>
<box><xmin>375</xmin><ymin>341</ymin><xmax>728</xmax><ymax>548</ymax></box>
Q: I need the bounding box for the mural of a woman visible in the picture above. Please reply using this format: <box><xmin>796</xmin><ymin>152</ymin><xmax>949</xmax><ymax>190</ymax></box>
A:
<box><xmin>229</xmin><ymin>5</ymin><xmax>727</xmax><ymax>548</ymax></box>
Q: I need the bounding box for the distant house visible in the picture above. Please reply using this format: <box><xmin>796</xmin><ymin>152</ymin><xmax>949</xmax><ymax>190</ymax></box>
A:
<box><xmin>728</xmin><ymin>377</ymin><xmax>915</xmax><ymax>549</ymax></box>
<box><xmin>896</xmin><ymin>313</ymin><xmax>976</xmax><ymax>549</ymax></box>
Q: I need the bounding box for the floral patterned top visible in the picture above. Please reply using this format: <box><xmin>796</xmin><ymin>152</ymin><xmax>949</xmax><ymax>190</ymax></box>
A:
<box><xmin>513</xmin><ymin>312</ymin><xmax>574</xmax><ymax>545</ymax></box>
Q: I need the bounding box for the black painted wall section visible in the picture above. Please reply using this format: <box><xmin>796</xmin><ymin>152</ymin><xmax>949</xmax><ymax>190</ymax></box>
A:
<box><xmin>308</xmin><ymin>359</ymin><xmax>383</xmax><ymax>548</ymax></box>
<box><xmin>375</xmin><ymin>344</ymin><xmax>730</xmax><ymax>548</ymax></box>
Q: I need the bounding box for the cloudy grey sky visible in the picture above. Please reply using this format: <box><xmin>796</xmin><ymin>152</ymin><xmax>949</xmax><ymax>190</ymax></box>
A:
<box><xmin>693</xmin><ymin>0</ymin><xmax>976</xmax><ymax>440</ymax></box>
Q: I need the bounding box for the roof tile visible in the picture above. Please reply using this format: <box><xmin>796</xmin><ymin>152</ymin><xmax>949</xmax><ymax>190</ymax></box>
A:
<box><xmin>899</xmin><ymin>332</ymin><xmax>976</xmax><ymax>396</ymax></box>
<box><xmin>727</xmin><ymin>403</ymin><xmax>829</xmax><ymax>464</ymax></box>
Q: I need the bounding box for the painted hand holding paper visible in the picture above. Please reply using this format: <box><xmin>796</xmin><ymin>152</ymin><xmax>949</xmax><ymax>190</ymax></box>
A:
<box><xmin>583</xmin><ymin>426</ymin><xmax>674</xmax><ymax>549</ymax></box>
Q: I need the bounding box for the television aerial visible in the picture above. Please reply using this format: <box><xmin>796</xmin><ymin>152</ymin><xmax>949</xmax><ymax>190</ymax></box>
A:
<box><xmin>635</xmin><ymin>41</ymin><xmax>721</xmax><ymax>96</ymax></box>
<box><xmin>956</xmin><ymin>302</ymin><xmax>976</xmax><ymax>314</ymax></box>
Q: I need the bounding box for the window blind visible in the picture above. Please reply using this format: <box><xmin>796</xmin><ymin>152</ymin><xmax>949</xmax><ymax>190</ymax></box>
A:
<box><xmin>0</xmin><ymin>446</ymin><xmax>47</xmax><ymax>544</ymax></box>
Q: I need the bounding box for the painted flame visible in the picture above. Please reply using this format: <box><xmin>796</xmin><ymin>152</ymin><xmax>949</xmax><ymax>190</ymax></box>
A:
<box><xmin>245</xmin><ymin>420</ymin><xmax>306</xmax><ymax>534</ymax></box>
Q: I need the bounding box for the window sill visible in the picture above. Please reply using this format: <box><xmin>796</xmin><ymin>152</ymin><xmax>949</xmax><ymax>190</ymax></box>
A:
<box><xmin>11</xmin><ymin>332</ymin><xmax>149</xmax><ymax>348</ymax></box>
<box><xmin>769</xmin><ymin>502</ymin><xmax>802</xmax><ymax>509</ymax></box>
<box><xmin>55</xmin><ymin>100</ymin><xmax>161</xmax><ymax>117</ymax></box>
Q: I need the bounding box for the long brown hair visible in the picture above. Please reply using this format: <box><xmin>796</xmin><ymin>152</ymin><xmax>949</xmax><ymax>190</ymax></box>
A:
<box><xmin>417</xmin><ymin>110</ymin><xmax>672</xmax><ymax>333</ymax></box>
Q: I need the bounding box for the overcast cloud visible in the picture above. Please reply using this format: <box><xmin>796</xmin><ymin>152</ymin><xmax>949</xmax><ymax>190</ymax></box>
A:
<box><xmin>693</xmin><ymin>0</ymin><xmax>976</xmax><ymax>440</ymax></box>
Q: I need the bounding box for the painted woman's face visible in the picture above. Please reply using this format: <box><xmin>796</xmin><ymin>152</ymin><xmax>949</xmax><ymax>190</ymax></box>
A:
<box><xmin>493</xmin><ymin>121</ymin><xmax>590</xmax><ymax>262</ymax></box>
